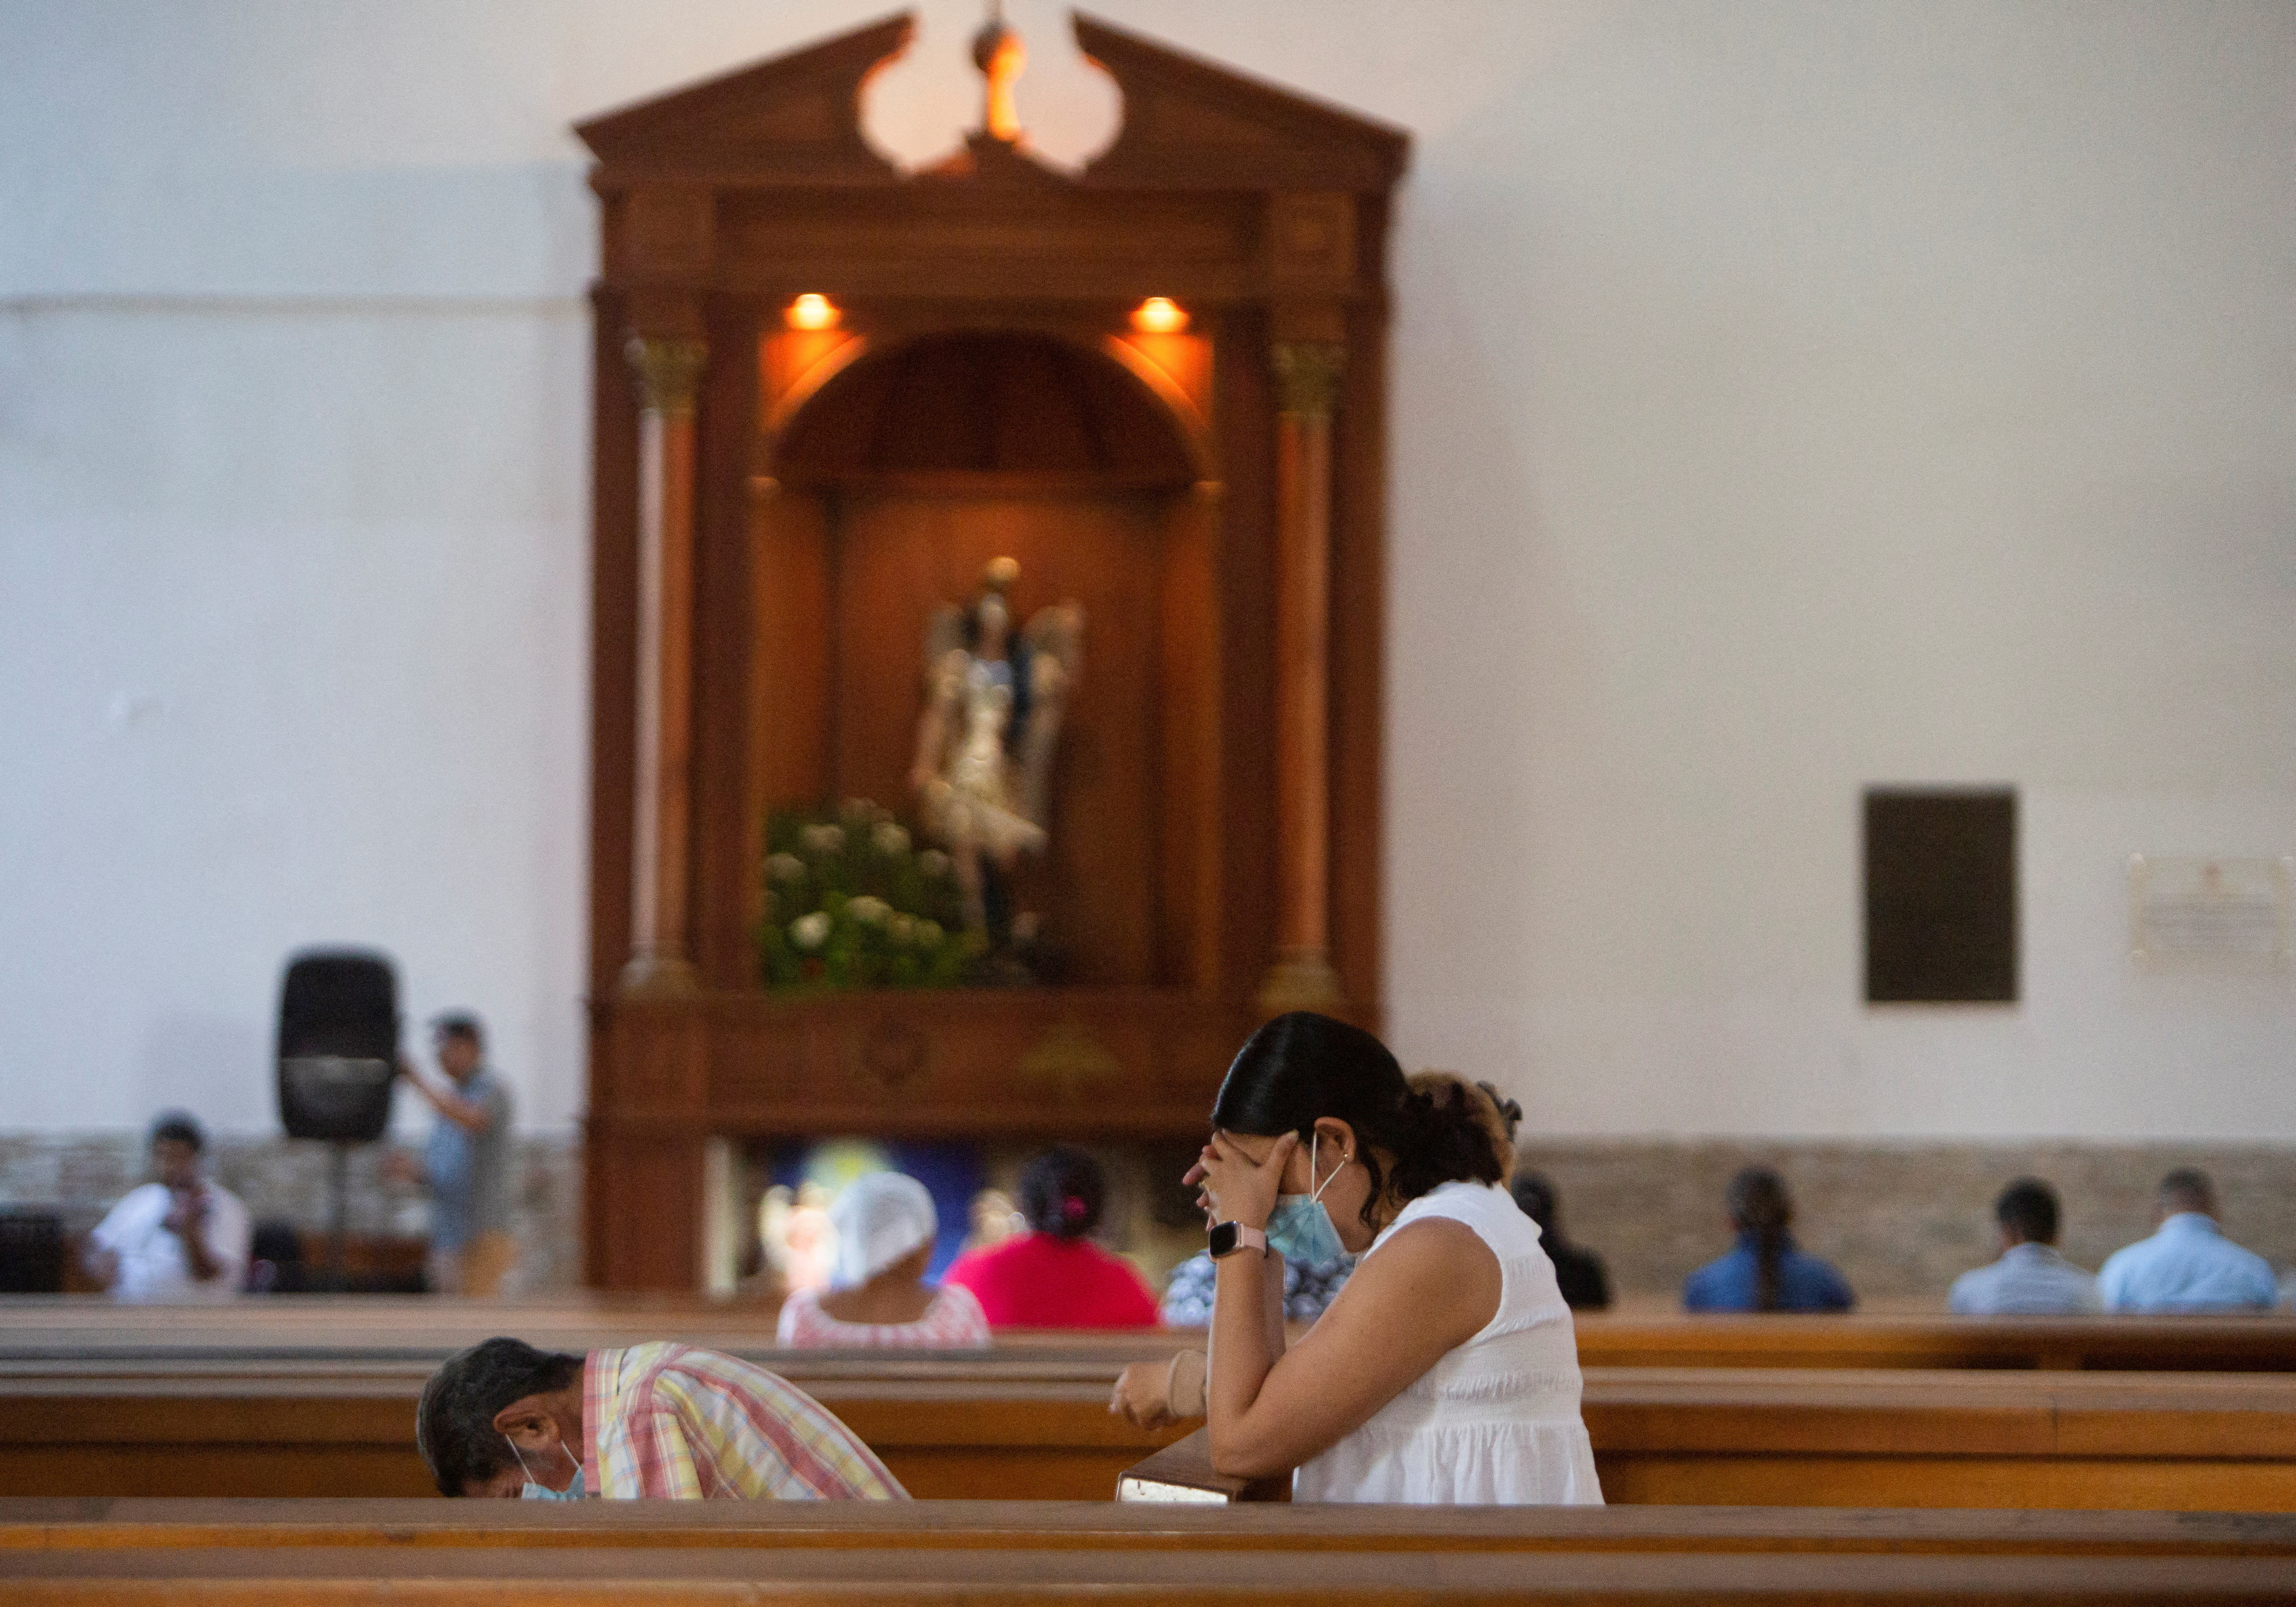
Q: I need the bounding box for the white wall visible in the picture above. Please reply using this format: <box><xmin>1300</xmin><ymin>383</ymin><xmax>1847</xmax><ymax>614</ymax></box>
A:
<box><xmin>2</xmin><ymin>1</ymin><xmax>2291</xmax><ymax>1139</ymax></box>
<box><xmin>1379</xmin><ymin>0</ymin><xmax>2296</xmax><ymax>1138</ymax></box>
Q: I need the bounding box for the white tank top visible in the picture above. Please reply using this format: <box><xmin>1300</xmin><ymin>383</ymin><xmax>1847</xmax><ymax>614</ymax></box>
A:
<box><xmin>1290</xmin><ymin>1180</ymin><xmax>1604</xmax><ymax>1505</ymax></box>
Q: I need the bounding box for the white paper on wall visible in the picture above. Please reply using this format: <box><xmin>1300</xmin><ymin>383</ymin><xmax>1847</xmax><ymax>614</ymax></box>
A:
<box><xmin>2129</xmin><ymin>856</ymin><xmax>2294</xmax><ymax>968</ymax></box>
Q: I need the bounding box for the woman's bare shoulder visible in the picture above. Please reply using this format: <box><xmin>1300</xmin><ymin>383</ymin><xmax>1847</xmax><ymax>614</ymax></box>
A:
<box><xmin>1372</xmin><ymin>1214</ymin><xmax>1499</xmax><ymax>1273</ymax></box>
<box><xmin>1334</xmin><ymin>1216</ymin><xmax>1499</xmax><ymax>1314</ymax></box>
<box><xmin>1308</xmin><ymin>1216</ymin><xmax>1501</xmax><ymax>1362</ymax></box>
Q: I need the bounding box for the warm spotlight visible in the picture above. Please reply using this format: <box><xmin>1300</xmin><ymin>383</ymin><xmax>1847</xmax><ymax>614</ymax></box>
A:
<box><xmin>1131</xmin><ymin>297</ymin><xmax>1188</xmax><ymax>334</ymax></box>
<box><xmin>786</xmin><ymin>293</ymin><xmax>841</xmax><ymax>331</ymax></box>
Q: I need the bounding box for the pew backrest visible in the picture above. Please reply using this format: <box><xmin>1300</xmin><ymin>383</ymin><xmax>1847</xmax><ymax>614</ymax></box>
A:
<box><xmin>3</xmin><ymin>1297</ymin><xmax>2294</xmax><ymax>1374</ymax></box>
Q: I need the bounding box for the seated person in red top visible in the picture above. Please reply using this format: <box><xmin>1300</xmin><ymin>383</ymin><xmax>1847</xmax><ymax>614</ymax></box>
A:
<box><xmin>943</xmin><ymin>1146</ymin><xmax>1158</xmax><ymax>1328</ymax></box>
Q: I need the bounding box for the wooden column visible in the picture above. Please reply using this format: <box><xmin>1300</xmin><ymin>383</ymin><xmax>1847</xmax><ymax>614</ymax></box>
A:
<box><xmin>620</xmin><ymin>333</ymin><xmax>708</xmax><ymax>997</ymax></box>
<box><xmin>1258</xmin><ymin>339</ymin><xmax>1347</xmax><ymax>1016</ymax></box>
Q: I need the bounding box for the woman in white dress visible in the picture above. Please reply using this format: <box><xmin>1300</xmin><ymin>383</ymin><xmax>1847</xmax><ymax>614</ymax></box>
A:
<box><xmin>1135</xmin><ymin>1011</ymin><xmax>1602</xmax><ymax>1504</ymax></box>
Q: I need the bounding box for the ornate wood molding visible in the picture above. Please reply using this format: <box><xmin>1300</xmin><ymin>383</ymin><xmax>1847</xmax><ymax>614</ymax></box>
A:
<box><xmin>626</xmin><ymin>336</ymin><xmax>707</xmax><ymax>416</ymax></box>
<box><xmin>1261</xmin><ymin>338</ymin><xmax>1348</xmax><ymax>1016</ymax></box>
<box><xmin>1075</xmin><ymin>12</ymin><xmax>1408</xmax><ymax>193</ymax></box>
<box><xmin>1271</xmin><ymin>340</ymin><xmax>1345</xmax><ymax>420</ymax></box>
<box><xmin>619</xmin><ymin>334</ymin><xmax>709</xmax><ymax>998</ymax></box>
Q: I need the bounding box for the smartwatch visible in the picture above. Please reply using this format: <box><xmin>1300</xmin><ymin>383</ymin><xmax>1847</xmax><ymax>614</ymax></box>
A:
<box><xmin>1208</xmin><ymin>1221</ymin><xmax>1268</xmax><ymax>1259</ymax></box>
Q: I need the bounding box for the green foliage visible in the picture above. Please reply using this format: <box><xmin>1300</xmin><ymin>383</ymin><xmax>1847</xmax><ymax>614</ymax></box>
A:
<box><xmin>757</xmin><ymin>799</ymin><xmax>983</xmax><ymax>990</ymax></box>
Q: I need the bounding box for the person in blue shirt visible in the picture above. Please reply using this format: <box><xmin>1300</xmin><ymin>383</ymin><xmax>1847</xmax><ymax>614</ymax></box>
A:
<box><xmin>1949</xmin><ymin>1177</ymin><xmax>2101</xmax><ymax>1315</ymax></box>
<box><xmin>2098</xmin><ymin>1169</ymin><xmax>2277</xmax><ymax>1314</ymax></box>
<box><xmin>1683</xmin><ymin>1166</ymin><xmax>1853</xmax><ymax>1313</ymax></box>
<box><xmin>384</xmin><ymin>1013</ymin><xmax>516</xmax><ymax>1296</ymax></box>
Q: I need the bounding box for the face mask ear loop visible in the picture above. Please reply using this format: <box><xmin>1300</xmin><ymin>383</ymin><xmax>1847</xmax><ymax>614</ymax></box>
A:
<box><xmin>506</xmin><ymin>1429</ymin><xmax>574</xmax><ymax>1495</ymax></box>
<box><xmin>1308</xmin><ymin>1129</ymin><xmax>1340</xmax><ymax>1206</ymax></box>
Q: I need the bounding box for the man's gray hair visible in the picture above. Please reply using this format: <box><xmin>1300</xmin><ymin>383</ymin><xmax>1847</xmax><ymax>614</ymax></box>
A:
<box><xmin>2157</xmin><ymin>1167</ymin><xmax>2217</xmax><ymax>1217</ymax></box>
<box><xmin>416</xmin><ymin>1337</ymin><xmax>580</xmax><ymax>1496</ymax></box>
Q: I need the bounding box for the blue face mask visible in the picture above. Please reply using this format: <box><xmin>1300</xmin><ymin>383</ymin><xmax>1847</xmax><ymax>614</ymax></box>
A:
<box><xmin>1264</xmin><ymin>1130</ymin><xmax>1349</xmax><ymax>1265</ymax></box>
<box><xmin>508</xmin><ymin>1433</ymin><xmax>585</xmax><ymax>1500</ymax></box>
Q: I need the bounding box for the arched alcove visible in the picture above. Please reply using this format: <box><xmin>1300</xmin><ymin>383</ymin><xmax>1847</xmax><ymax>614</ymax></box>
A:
<box><xmin>774</xmin><ymin>330</ymin><xmax>1197</xmax><ymax>483</ymax></box>
<box><xmin>750</xmin><ymin>329</ymin><xmax>1210</xmax><ymax>988</ymax></box>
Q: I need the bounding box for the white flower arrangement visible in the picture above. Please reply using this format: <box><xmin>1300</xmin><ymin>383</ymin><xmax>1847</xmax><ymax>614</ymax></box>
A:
<box><xmin>758</xmin><ymin>800</ymin><xmax>979</xmax><ymax>989</ymax></box>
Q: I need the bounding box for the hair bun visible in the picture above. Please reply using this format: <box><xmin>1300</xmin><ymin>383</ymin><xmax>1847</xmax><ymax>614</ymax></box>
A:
<box><xmin>1401</xmin><ymin>1071</ymin><xmax>1517</xmax><ymax>1190</ymax></box>
<box><xmin>1474</xmin><ymin>1081</ymin><xmax>1524</xmax><ymax>1138</ymax></box>
<box><xmin>1018</xmin><ymin>1146</ymin><xmax>1106</xmax><ymax>1239</ymax></box>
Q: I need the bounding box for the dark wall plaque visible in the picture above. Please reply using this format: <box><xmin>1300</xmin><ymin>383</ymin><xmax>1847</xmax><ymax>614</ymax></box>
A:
<box><xmin>1863</xmin><ymin>788</ymin><xmax>2018</xmax><ymax>1004</ymax></box>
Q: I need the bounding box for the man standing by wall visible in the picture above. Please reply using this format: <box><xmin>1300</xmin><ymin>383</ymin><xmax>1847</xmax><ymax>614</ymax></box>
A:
<box><xmin>388</xmin><ymin>1013</ymin><xmax>516</xmax><ymax>1296</ymax></box>
<box><xmin>83</xmin><ymin>1112</ymin><xmax>251</xmax><ymax>1302</ymax></box>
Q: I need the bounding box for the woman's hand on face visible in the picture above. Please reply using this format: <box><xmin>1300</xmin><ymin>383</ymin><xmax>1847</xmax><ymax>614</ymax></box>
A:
<box><xmin>1183</xmin><ymin>1131</ymin><xmax>1296</xmax><ymax>1233</ymax></box>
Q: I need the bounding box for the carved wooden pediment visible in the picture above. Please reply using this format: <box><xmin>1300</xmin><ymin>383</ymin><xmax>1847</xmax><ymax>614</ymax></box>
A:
<box><xmin>1074</xmin><ymin>13</ymin><xmax>1408</xmax><ymax>194</ymax></box>
<box><xmin>574</xmin><ymin>11</ymin><xmax>911</xmax><ymax>186</ymax></box>
<box><xmin>573</xmin><ymin>9</ymin><xmax>1407</xmax><ymax>197</ymax></box>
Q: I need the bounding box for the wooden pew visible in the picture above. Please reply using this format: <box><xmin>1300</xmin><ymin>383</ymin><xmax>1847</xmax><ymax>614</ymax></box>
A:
<box><xmin>0</xmin><ymin>1531</ymin><xmax>2290</xmax><ymax>1603</ymax></box>
<box><xmin>0</xmin><ymin>1358</ymin><xmax>1193</xmax><ymax>1501</ymax></box>
<box><xmin>4</xmin><ymin>1360</ymin><xmax>2292</xmax><ymax>1510</ymax></box>
<box><xmin>5</xmin><ymin>1297</ymin><xmax>2293</xmax><ymax>1507</ymax></box>
<box><xmin>1586</xmin><ymin>1368</ymin><xmax>2296</xmax><ymax>1511</ymax></box>
<box><xmin>1121</xmin><ymin>1370</ymin><xmax>2296</xmax><ymax>1512</ymax></box>
<box><xmin>3</xmin><ymin>1295</ymin><xmax>2293</xmax><ymax>1374</ymax></box>
<box><xmin>1</xmin><ymin>1499</ymin><xmax>2293</xmax><ymax>1604</ymax></box>
<box><xmin>1570</xmin><ymin>1311</ymin><xmax>2296</xmax><ymax>1373</ymax></box>
<box><xmin>2</xmin><ymin>1496</ymin><xmax>2293</xmax><ymax>1557</ymax></box>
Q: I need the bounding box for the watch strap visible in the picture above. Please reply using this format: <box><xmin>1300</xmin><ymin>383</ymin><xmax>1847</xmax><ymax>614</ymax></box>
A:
<box><xmin>1208</xmin><ymin>1220</ymin><xmax>1269</xmax><ymax>1259</ymax></box>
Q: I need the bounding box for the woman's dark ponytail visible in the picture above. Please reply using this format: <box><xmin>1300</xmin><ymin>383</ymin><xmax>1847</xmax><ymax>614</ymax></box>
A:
<box><xmin>1726</xmin><ymin>1166</ymin><xmax>1792</xmax><ymax>1312</ymax></box>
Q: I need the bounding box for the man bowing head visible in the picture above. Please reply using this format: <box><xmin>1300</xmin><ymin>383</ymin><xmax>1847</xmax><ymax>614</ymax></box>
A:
<box><xmin>417</xmin><ymin>1337</ymin><xmax>905</xmax><ymax>1500</ymax></box>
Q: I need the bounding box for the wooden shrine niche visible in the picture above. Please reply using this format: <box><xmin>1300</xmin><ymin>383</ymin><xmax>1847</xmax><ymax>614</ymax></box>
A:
<box><xmin>578</xmin><ymin>10</ymin><xmax>1407</xmax><ymax>1289</ymax></box>
<box><xmin>758</xmin><ymin>330</ymin><xmax>1205</xmax><ymax>990</ymax></box>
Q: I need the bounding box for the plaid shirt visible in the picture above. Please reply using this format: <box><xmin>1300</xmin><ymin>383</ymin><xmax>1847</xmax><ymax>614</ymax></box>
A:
<box><xmin>582</xmin><ymin>1343</ymin><xmax>906</xmax><ymax>1500</ymax></box>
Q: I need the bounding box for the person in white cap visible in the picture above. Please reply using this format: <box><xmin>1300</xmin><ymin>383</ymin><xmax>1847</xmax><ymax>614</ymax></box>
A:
<box><xmin>775</xmin><ymin>1173</ymin><xmax>990</xmax><ymax>1349</ymax></box>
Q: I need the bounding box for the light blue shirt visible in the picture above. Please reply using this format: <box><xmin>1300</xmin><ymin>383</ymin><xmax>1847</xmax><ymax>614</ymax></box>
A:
<box><xmin>2097</xmin><ymin>1214</ymin><xmax>2277</xmax><ymax>1313</ymax></box>
<box><xmin>1949</xmin><ymin>1242</ymin><xmax>2102</xmax><ymax>1315</ymax></box>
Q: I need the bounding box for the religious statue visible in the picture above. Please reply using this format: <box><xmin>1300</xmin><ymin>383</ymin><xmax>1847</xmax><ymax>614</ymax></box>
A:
<box><xmin>909</xmin><ymin>557</ymin><xmax>1083</xmax><ymax>960</ymax></box>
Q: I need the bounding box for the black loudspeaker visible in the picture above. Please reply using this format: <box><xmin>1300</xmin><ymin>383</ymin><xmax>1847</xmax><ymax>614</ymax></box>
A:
<box><xmin>276</xmin><ymin>950</ymin><xmax>399</xmax><ymax>1142</ymax></box>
